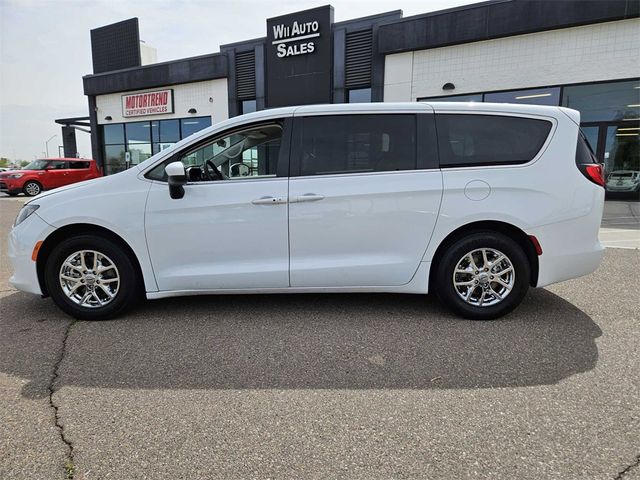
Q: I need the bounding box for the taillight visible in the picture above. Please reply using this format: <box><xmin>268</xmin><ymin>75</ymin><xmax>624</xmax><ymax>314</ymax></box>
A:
<box><xmin>575</xmin><ymin>132</ymin><xmax>604</xmax><ymax>187</ymax></box>
<box><xmin>578</xmin><ymin>163</ymin><xmax>605</xmax><ymax>187</ymax></box>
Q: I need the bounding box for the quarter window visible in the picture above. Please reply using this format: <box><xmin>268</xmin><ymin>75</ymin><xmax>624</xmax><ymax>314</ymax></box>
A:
<box><xmin>69</xmin><ymin>161</ymin><xmax>90</xmax><ymax>169</ymax></box>
<box><xmin>436</xmin><ymin>114</ymin><xmax>552</xmax><ymax>167</ymax></box>
<box><xmin>298</xmin><ymin>114</ymin><xmax>416</xmax><ymax>176</ymax></box>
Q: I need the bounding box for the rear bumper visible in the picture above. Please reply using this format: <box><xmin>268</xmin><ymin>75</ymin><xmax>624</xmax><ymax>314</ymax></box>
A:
<box><xmin>530</xmin><ymin>193</ymin><xmax>605</xmax><ymax>288</ymax></box>
<box><xmin>8</xmin><ymin>213</ymin><xmax>55</xmax><ymax>295</ymax></box>
<box><xmin>606</xmin><ymin>185</ymin><xmax>639</xmax><ymax>193</ymax></box>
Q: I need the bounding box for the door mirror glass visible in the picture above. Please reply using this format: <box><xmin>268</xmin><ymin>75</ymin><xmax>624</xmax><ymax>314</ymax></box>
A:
<box><xmin>165</xmin><ymin>161</ymin><xmax>187</xmax><ymax>199</ymax></box>
<box><xmin>229</xmin><ymin>162</ymin><xmax>251</xmax><ymax>178</ymax></box>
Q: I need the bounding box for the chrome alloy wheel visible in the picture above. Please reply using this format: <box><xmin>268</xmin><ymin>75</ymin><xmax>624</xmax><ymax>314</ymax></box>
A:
<box><xmin>24</xmin><ymin>182</ymin><xmax>41</xmax><ymax>196</ymax></box>
<box><xmin>59</xmin><ymin>250</ymin><xmax>120</xmax><ymax>308</ymax></box>
<box><xmin>452</xmin><ymin>248</ymin><xmax>515</xmax><ymax>307</ymax></box>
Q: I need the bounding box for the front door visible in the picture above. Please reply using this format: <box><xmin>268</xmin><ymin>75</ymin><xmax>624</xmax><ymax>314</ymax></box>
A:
<box><xmin>145</xmin><ymin>119</ymin><xmax>291</xmax><ymax>292</ymax></box>
<box><xmin>288</xmin><ymin>113</ymin><xmax>442</xmax><ymax>287</ymax></box>
<box><xmin>43</xmin><ymin>160</ymin><xmax>69</xmax><ymax>189</ymax></box>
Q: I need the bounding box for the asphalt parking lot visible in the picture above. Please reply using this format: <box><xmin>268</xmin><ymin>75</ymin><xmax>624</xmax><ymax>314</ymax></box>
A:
<box><xmin>1</xmin><ymin>195</ymin><xmax>638</xmax><ymax>479</ymax></box>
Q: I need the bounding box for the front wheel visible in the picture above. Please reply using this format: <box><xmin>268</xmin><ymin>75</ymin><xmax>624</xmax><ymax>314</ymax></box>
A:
<box><xmin>44</xmin><ymin>234</ymin><xmax>141</xmax><ymax>320</ymax></box>
<box><xmin>23</xmin><ymin>181</ymin><xmax>42</xmax><ymax>196</ymax></box>
<box><xmin>435</xmin><ymin>232</ymin><xmax>530</xmax><ymax>320</ymax></box>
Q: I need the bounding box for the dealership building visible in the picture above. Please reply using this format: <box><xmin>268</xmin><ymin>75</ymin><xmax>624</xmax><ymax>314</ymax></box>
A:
<box><xmin>60</xmin><ymin>0</ymin><xmax>639</xmax><ymax>185</ymax></box>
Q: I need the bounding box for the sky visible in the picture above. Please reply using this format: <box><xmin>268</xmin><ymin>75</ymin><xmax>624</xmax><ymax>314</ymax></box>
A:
<box><xmin>0</xmin><ymin>0</ymin><xmax>472</xmax><ymax>161</ymax></box>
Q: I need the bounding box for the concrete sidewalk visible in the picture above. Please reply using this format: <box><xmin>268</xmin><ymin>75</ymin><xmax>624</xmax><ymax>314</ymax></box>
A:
<box><xmin>600</xmin><ymin>200</ymin><xmax>640</xmax><ymax>249</ymax></box>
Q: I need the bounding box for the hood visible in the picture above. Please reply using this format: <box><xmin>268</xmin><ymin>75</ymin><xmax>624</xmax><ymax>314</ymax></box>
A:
<box><xmin>25</xmin><ymin>168</ymin><xmax>137</xmax><ymax>205</ymax></box>
<box><xmin>0</xmin><ymin>169</ymin><xmax>25</xmax><ymax>178</ymax></box>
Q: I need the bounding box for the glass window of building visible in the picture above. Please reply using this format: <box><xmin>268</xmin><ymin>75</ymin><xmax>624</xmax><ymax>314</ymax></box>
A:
<box><xmin>580</xmin><ymin>126</ymin><xmax>600</xmax><ymax>155</ymax></box>
<box><xmin>240</xmin><ymin>99</ymin><xmax>257</xmax><ymax>114</ymax></box>
<box><xmin>181</xmin><ymin>117</ymin><xmax>212</xmax><ymax>138</ymax></box>
<box><xmin>418</xmin><ymin>93</ymin><xmax>483</xmax><ymax>102</ymax></box>
<box><xmin>104</xmin><ymin>145</ymin><xmax>126</xmax><ymax>175</ymax></box>
<box><xmin>484</xmin><ymin>87</ymin><xmax>560</xmax><ymax>106</ymax></box>
<box><xmin>103</xmin><ymin>124</ymin><xmax>126</xmax><ymax>175</ymax></box>
<box><xmin>603</xmin><ymin>125</ymin><xmax>640</xmax><ymax>196</ymax></box>
<box><xmin>347</xmin><ymin>88</ymin><xmax>372</xmax><ymax>103</ymax></box>
<box><xmin>562</xmin><ymin>80</ymin><xmax>640</xmax><ymax>123</ymax></box>
<box><xmin>125</xmin><ymin>122</ymin><xmax>151</xmax><ymax>143</ymax></box>
<box><xmin>103</xmin><ymin>124</ymin><xmax>124</xmax><ymax>144</ymax></box>
<box><xmin>125</xmin><ymin>122</ymin><xmax>152</xmax><ymax>166</ymax></box>
<box><xmin>298</xmin><ymin>114</ymin><xmax>416</xmax><ymax>176</ymax></box>
<box><xmin>152</xmin><ymin>119</ymin><xmax>181</xmax><ymax>154</ymax></box>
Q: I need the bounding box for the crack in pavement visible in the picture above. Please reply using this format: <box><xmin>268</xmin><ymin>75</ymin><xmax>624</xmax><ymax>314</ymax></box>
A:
<box><xmin>47</xmin><ymin>319</ymin><xmax>76</xmax><ymax>479</ymax></box>
<box><xmin>615</xmin><ymin>454</ymin><xmax>640</xmax><ymax>479</ymax></box>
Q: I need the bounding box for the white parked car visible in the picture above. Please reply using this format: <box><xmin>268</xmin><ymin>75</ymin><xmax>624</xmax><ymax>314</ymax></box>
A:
<box><xmin>605</xmin><ymin>170</ymin><xmax>640</xmax><ymax>194</ymax></box>
<box><xmin>8</xmin><ymin>103</ymin><xmax>605</xmax><ymax>320</ymax></box>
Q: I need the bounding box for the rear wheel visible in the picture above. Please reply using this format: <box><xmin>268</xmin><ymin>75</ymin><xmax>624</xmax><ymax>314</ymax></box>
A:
<box><xmin>435</xmin><ymin>231</ymin><xmax>530</xmax><ymax>320</ymax></box>
<box><xmin>23</xmin><ymin>181</ymin><xmax>42</xmax><ymax>196</ymax></box>
<box><xmin>44</xmin><ymin>234</ymin><xmax>141</xmax><ymax>320</ymax></box>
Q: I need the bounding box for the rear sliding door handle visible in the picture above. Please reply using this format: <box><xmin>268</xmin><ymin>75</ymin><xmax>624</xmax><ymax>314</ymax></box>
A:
<box><xmin>251</xmin><ymin>196</ymin><xmax>286</xmax><ymax>205</ymax></box>
<box><xmin>293</xmin><ymin>193</ymin><xmax>325</xmax><ymax>203</ymax></box>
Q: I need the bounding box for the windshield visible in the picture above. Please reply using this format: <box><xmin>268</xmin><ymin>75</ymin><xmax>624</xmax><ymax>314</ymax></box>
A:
<box><xmin>22</xmin><ymin>159</ymin><xmax>49</xmax><ymax>170</ymax></box>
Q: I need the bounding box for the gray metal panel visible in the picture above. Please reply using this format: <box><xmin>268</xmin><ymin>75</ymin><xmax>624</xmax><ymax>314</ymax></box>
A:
<box><xmin>332</xmin><ymin>29</ymin><xmax>346</xmax><ymax>104</ymax></box>
<box><xmin>345</xmin><ymin>30</ymin><xmax>372</xmax><ymax>88</ymax></box>
<box><xmin>235</xmin><ymin>50</ymin><xmax>256</xmax><ymax>99</ymax></box>
<box><xmin>90</xmin><ymin>18</ymin><xmax>141</xmax><ymax>74</ymax></box>
<box><xmin>83</xmin><ymin>53</ymin><xmax>228</xmax><ymax>96</ymax></box>
<box><xmin>61</xmin><ymin>126</ymin><xmax>78</xmax><ymax>158</ymax></box>
<box><xmin>88</xmin><ymin>96</ymin><xmax>103</xmax><ymax>169</ymax></box>
<box><xmin>255</xmin><ymin>45</ymin><xmax>266</xmax><ymax>110</ymax></box>
<box><xmin>377</xmin><ymin>0</ymin><xmax>638</xmax><ymax>54</ymax></box>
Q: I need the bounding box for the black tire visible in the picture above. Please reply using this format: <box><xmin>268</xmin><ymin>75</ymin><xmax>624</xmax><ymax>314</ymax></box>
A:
<box><xmin>44</xmin><ymin>234</ymin><xmax>141</xmax><ymax>320</ymax></box>
<box><xmin>434</xmin><ymin>231</ymin><xmax>530</xmax><ymax>320</ymax></box>
<box><xmin>23</xmin><ymin>181</ymin><xmax>42</xmax><ymax>196</ymax></box>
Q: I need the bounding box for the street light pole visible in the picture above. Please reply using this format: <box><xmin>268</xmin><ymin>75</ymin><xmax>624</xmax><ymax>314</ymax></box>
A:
<box><xmin>45</xmin><ymin>135</ymin><xmax>56</xmax><ymax>157</ymax></box>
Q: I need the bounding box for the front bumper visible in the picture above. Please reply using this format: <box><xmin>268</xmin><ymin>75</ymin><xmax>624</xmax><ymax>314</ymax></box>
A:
<box><xmin>0</xmin><ymin>179</ymin><xmax>23</xmax><ymax>194</ymax></box>
<box><xmin>8</xmin><ymin>213</ymin><xmax>55</xmax><ymax>295</ymax></box>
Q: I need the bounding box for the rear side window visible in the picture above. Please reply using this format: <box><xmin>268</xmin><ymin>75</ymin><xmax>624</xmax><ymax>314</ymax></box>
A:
<box><xmin>436</xmin><ymin>114</ymin><xmax>552</xmax><ymax>167</ymax></box>
<box><xmin>69</xmin><ymin>161</ymin><xmax>90</xmax><ymax>169</ymax></box>
<box><xmin>575</xmin><ymin>131</ymin><xmax>597</xmax><ymax>166</ymax></box>
<box><xmin>297</xmin><ymin>114</ymin><xmax>416</xmax><ymax>176</ymax></box>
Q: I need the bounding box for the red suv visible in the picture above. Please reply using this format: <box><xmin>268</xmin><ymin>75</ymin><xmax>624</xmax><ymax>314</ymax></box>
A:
<box><xmin>0</xmin><ymin>158</ymin><xmax>102</xmax><ymax>197</ymax></box>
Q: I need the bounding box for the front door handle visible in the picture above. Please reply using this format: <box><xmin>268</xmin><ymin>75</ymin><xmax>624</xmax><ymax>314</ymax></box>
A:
<box><xmin>293</xmin><ymin>193</ymin><xmax>325</xmax><ymax>203</ymax></box>
<box><xmin>252</xmin><ymin>196</ymin><xmax>286</xmax><ymax>205</ymax></box>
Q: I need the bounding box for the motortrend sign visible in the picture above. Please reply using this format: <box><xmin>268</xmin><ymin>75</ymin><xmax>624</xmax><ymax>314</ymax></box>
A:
<box><xmin>122</xmin><ymin>89</ymin><xmax>174</xmax><ymax>117</ymax></box>
<box><xmin>272</xmin><ymin>20</ymin><xmax>320</xmax><ymax>57</ymax></box>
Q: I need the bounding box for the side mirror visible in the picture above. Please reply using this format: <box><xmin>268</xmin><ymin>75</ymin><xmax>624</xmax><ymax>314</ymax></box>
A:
<box><xmin>229</xmin><ymin>162</ymin><xmax>250</xmax><ymax>178</ymax></box>
<box><xmin>165</xmin><ymin>161</ymin><xmax>187</xmax><ymax>199</ymax></box>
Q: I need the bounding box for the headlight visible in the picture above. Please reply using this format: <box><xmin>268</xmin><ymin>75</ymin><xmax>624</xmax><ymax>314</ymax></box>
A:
<box><xmin>14</xmin><ymin>204</ymin><xmax>39</xmax><ymax>227</ymax></box>
<box><xmin>9</xmin><ymin>173</ymin><xmax>23</xmax><ymax>179</ymax></box>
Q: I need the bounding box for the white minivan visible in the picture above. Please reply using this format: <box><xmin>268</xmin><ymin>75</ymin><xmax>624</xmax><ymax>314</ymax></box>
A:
<box><xmin>8</xmin><ymin>102</ymin><xmax>605</xmax><ymax>320</ymax></box>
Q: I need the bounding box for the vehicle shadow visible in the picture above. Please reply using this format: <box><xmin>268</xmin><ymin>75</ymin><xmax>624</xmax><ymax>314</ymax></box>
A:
<box><xmin>0</xmin><ymin>288</ymin><xmax>601</xmax><ymax>398</ymax></box>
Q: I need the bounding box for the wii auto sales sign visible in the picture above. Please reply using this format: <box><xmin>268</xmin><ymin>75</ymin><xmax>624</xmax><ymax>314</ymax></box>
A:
<box><xmin>121</xmin><ymin>89</ymin><xmax>174</xmax><ymax>117</ymax></box>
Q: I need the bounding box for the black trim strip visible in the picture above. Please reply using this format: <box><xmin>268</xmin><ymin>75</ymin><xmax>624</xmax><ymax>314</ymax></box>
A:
<box><xmin>378</xmin><ymin>0</ymin><xmax>639</xmax><ymax>54</ymax></box>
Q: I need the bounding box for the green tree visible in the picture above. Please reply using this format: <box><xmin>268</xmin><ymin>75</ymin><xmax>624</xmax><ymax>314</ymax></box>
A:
<box><xmin>19</xmin><ymin>160</ymin><xmax>29</xmax><ymax>168</ymax></box>
<box><xmin>0</xmin><ymin>157</ymin><xmax>9</xmax><ymax>168</ymax></box>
